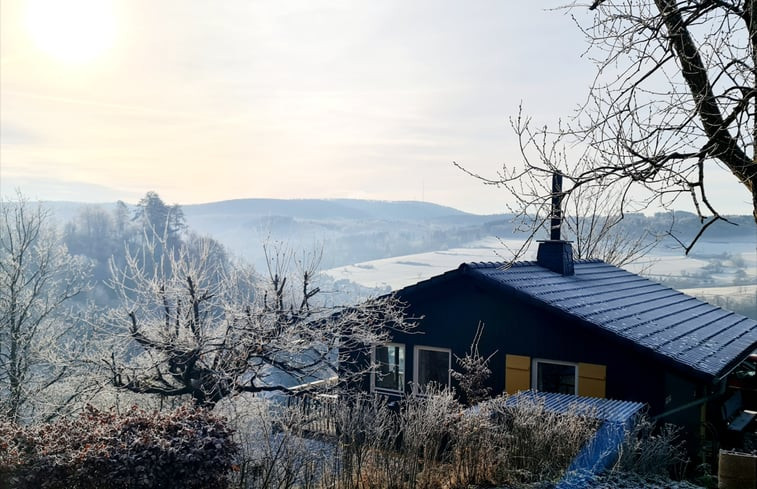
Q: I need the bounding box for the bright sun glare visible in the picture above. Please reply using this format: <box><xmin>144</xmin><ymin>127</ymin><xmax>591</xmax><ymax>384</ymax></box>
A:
<box><xmin>25</xmin><ymin>0</ymin><xmax>117</xmax><ymax>65</ymax></box>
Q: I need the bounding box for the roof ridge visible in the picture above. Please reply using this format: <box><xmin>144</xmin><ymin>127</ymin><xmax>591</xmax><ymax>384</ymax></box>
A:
<box><xmin>463</xmin><ymin>258</ymin><xmax>606</xmax><ymax>270</ymax></box>
<box><xmin>463</xmin><ymin>260</ymin><xmax>534</xmax><ymax>270</ymax></box>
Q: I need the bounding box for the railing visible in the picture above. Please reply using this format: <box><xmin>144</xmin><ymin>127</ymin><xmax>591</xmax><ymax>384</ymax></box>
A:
<box><xmin>286</xmin><ymin>377</ymin><xmax>339</xmax><ymax>438</ymax></box>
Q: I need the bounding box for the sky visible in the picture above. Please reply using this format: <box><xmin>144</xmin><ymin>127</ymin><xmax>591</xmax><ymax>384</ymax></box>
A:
<box><xmin>1</xmin><ymin>0</ymin><xmax>754</xmax><ymax>215</ymax></box>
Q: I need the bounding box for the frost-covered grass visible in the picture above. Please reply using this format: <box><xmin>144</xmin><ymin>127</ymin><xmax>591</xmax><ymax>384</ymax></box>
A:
<box><xmin>223</xmin><ymin>391</ymin><xmax>700</xmax><ymax>489</ymax></box>
<box><xmin>584</xmin><ymin>472</ymin><xmax>705</xmax><ymax>489</ymax></box>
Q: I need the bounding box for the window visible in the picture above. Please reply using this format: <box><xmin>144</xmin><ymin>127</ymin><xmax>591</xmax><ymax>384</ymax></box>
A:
<box><xmin>372</xmin><ymin>344</ymin><xmax>405</xmax><ymax>393</ymax></box>
<box><xmin>532</xmin><ymin>359</ymin><xmax>577</xmax><ymax>395</ymax></box>
<box><xmin>414</xmin><ymin>346</ymin><xmax>451</xmax><ymax>393</ymax></box>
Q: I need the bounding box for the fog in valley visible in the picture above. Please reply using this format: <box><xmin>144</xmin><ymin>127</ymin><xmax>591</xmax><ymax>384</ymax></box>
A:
<box><xmin>45</xmin><ymin>193</ymin><xmax>757</xmax><ymax>319</ymax></box>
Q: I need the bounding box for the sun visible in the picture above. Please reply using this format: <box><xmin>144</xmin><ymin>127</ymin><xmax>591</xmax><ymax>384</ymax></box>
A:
<box><xmin>24</xmin><ymin>0</ymin><xmax>117</xmax><ymax>65</ymax></box>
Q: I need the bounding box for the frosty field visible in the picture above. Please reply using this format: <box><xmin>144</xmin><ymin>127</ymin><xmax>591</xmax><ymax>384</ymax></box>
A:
<box><xmin>324</xmin><ymin>236</ymin><xmax>757</xmax><ymax>295</ymax></box>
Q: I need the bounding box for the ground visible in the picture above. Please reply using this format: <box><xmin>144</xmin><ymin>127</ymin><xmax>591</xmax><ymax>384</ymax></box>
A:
<box><xmin>585</xmin><ymin>472</ymin><xmax>706</xmax><ymax>489</ymax></box>
<box><xmin>493</xmin><ymin>472</ymin><xmax>707</xmax><ymax>489</ymax></box>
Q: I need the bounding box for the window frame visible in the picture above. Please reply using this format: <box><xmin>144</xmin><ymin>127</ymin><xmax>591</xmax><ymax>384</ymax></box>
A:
<box><xmin>371</xmin><ymin>343</ymin><xmax>406</xmax><ymax>395</ymax></box>
<box><xmin>531</xmin><ymin>358</ymin><xmax>579</xmax><ymax>395</ymax></box>
<box><xmin>413</xmin><ymin>345</ymin><xmax>452</xmax><ymax>395</ymax></box>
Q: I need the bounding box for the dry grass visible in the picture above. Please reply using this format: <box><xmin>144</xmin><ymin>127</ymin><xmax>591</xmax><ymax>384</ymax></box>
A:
<box><xmin>225</xmin><ymin>389</ymin><xmax>605</xmax><ymax>489</ymax></box>
<box><xmin>612</xmin><ymin>416</ymin><xmax>688</xmax><ymax>477</ymax></box>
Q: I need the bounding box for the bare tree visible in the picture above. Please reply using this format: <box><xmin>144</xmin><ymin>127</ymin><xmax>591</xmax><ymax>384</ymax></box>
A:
<box><xmin>457</xmin><ymin>110</ymin><xmax>660</xmax><ymax>266</ymax></box>
<box><xmin>563</xmin><ymin>184</ymin><xmax>657</xmax><ymax>267</ymax></box>
<box><xmin>105</xmin><ymin>237</ymin><xmax>412</xmax><ymax>409</ymax></box>
<box><xmin>0</xmin><ymin>194</ymin><xmax>91</xmax><ymax>422</ymax></box>
<box><xmin>451</xmin><ymin>322</ymin><xmax>495</xmax><ymax>405</ymax></box>
<box><xmin>462</xmin><ymin>0</ymin><xmax>757</xmax><ymax>254</ymax></box>
<box><xmin>582</xmin><ymin>0</ymin><xmax>756</xmax><ymax>229</ymax></box>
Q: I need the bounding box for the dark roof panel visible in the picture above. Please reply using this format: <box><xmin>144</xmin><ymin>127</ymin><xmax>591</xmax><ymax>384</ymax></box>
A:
<box><xmin>400</xmin><ymin>260</ymin><xmax>757</xmax><ymax>380</ymax></box>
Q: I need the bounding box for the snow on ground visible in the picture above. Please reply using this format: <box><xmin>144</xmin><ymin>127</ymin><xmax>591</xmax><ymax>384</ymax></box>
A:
<box><xmin>623</xmin><ymin>255</ymin><xmax>709</xmax><ymax>276</ymax></box>
<box><xmin>324</xmin><ymin>236</ymin><xmax>754</xmax><ymax>291</ymax></box>
<box><xmin>681</xmin><ymin>284</ymin><xmax>757</xmax><ymax>301</ymax></box>
<box><xmin>324</xmin><ymin>237</ymin><xmax>527</xmax><ymax>290</ymax></box>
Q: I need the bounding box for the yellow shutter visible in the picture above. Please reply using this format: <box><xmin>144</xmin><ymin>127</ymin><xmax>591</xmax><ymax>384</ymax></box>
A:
<box><xmin>577</xmin><ymin>362</ymin><xmax>606</xmax><ymax>398</ymax></box>
<box><xmin>505</xmin><ymin>354</ymin><xmax>531</xmax><ymax>393</ymax></box>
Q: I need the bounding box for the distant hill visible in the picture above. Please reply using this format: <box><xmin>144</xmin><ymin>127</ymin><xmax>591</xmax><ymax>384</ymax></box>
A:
<box><xmin>179</xmin><ymin>199</ymin><xmax>509</xmax><ymax>268</ymax></box>
<box><xmin>37</xmin><ymin>198</ymin><xmax>510</xmax><ymax>269</ymax></box>
<box><xmin>39</xmin><ymin>201</ymin><xmax>119</xmax><ymax>224</ymax></box>
<box><xmin>181</xmin><ymin>198</ymin><xmax>469</xmax><ymax>221</ymax></box>
<box><xmin>37</xmin><ymin>198</ymin><xmax>756</xmax><ymax>270</ymax></box>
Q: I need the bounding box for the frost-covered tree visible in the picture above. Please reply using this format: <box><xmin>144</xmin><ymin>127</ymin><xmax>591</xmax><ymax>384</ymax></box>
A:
<box><xmin>105</xmin><ymin>238</ymin><xmax>411</xmax><ymax>408</ymax></box>
<box><xmin>457</xmin><ymin>118</ymin><xmax>660</xmax><ymax>266</ymax></box>
<box><xmin>0</xmin><ymin>194</ymin><xmax>91</xmax><ymax>422</ymax></box>
<box><xmin>133</xmin><ymin>191</ymin><xmax>186</xmax><ymax>245</ymax></box>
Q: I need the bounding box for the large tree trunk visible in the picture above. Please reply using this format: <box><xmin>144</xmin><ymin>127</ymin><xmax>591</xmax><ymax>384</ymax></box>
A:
<box><xmin>655</xmin><ymin>0</ymin><xmax>757</xmax><ymax>225</ymax></box>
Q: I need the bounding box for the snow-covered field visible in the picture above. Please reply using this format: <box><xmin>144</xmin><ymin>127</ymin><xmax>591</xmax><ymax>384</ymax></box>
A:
<box><xmin>325</xmin><ymin>237</ymin><xmax>520</xmax><ymax>289</ymax></box>
<box><xmin>324</xmin><ymin>236</ymin><xmax>756</xmax><ymax>292</ymax></box>
<box><xmin>681</xmin><ymin>284</ymin><xmax>757</xmax><ymax>301</ymax></box>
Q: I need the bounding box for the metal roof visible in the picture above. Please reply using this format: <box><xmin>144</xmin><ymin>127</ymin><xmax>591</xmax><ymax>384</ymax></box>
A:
<box><xmin>399</xmin><ymin>259</ymin><xmax>757</xmax><ymax>381</ymax></box>
<box><xmin>504</xmin><ymin>391</ymin><xmax>645</xmax><ymax>424</ymax></box>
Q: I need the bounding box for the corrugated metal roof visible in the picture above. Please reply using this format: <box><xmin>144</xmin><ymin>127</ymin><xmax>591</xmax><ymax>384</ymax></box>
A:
<box><xmin>399</xmin><ymin>259</ymin><xmax>757</xmax><ymax>380</ymax></box>
<box><xmin>505</xmin><ymin>391</ymin><xmax>645</xmax><ymax>424</ymax></box>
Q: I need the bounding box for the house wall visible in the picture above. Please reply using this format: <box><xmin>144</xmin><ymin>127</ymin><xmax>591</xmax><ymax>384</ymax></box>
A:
<box><xmin>661</xmin><ymin>371</ymin><xmax>713</xmax><ymax>457</ymax></box>
<box><xmin>373</xmin><ymin>274</ymin><xmax>706</xmax><ymax>416</ymax></box>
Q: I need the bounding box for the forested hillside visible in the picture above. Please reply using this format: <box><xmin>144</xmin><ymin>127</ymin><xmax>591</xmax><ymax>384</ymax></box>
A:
<box><xmin>45</xmin><ymin>197</ymin><xmax>757</xmax><ymax>273</ymax></box>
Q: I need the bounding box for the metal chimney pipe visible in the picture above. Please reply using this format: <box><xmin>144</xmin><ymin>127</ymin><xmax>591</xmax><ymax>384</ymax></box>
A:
<box><xmin>550</xmin><ymin>172</ymin><xmax>563</xmax><ymax>241</ymax></box>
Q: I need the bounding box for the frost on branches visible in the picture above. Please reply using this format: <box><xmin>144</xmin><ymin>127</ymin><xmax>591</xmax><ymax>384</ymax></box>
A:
<box><xmin>104</xmin><ymin>238</ymin><xmax>412</xmax><ymax>408</ymax></box>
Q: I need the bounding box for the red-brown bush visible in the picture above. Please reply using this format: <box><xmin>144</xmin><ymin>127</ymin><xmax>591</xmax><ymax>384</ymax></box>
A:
<box><xmin>0</xmin><ymin>404</ymin><xmax>237</xmax><ymax>489</ymax></box>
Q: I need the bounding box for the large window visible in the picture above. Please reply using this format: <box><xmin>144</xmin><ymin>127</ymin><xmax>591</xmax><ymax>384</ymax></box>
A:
<box><xmin>372</xmin><ymin>344</ymin><xmax>405</xmax><ymax>393</ymax></box>
<box><xmin>414</xmin><ymin>346</ymin><xmax>451</xmax><ymax>394</ymax></box>
<box><xmin>532</xmin><ymin>359</ymin><xmax>577</xmax><ymax>395</ymax></box>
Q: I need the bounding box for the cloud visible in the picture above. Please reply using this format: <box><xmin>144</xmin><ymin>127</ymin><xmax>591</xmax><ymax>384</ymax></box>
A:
<box><xmin>0</xmin><ymin>0</ymin><xmax>753</xmax><ymax>216</ymax></box>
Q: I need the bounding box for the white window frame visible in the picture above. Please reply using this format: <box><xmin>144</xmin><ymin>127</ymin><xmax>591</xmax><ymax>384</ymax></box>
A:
<box><xmin>413</xmin><ymin>345</ymin><xmax>452</xmax><ymax>395</ymax></box>
<box><xmin>371</xmin><ymin>343</ymin><xmax>406</xmax><ymax>395</ymax></box>
<box><xmin>531</xmin><ymin>358</ymin><xmax>579</xmax><ymax>395</ymax></box>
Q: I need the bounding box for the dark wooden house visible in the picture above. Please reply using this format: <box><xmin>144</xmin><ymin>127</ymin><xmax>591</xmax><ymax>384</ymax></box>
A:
<box><xmin>351</xmin><ymin>238</ymin><xmax>757</xmax><ymax>456</ymax></box>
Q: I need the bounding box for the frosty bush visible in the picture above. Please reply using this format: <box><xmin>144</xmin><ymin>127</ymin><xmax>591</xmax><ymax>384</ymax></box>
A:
<box><xmin>226</xmin><ymin>389</ymin><xmax>599</xmax><ymax>489</ymax></box>
<box><xmin>0</xmin><ymin>404</ymin><xmax>237</xmax><ymax>489</ymax></box>
<box><xmin>614</xmin><ymin>416</ymin><xmax>688</xmax><ymax>477</ymax></box>
<box><xmin>485</xmin><ymin>395</ymin><xmax>600</xmax><ymax>485</ymax></box>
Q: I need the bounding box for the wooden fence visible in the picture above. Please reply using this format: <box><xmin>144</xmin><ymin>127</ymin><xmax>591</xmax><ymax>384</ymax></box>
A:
<box><xmin>286</xmin><ymin>392</ymin><xmax>339</xmax><ymax>438</ymax></box>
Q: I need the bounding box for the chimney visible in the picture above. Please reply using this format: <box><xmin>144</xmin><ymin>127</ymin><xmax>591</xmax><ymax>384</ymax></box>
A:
<box><xmin>536</xmin><ymin>172</ymin><xmax>575</xmax><ymax>276</ymax></box>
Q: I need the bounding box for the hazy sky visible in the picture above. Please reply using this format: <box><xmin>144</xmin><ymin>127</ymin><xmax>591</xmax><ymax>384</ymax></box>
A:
<box><xmin>1</xmin><ymin>0</ymin><xmax>753</xmax><ymax>215</ymax></box>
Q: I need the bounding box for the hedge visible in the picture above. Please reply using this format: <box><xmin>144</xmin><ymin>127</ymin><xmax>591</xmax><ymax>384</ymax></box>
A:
<box><xmin>0</xmin><ymin>404</ymin><xmax>237</xmax><ymax>489</ymax></box>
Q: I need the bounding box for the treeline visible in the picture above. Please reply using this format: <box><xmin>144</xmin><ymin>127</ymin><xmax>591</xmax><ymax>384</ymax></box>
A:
<box><xmin>0</xmin><ymin>191</ymin><xmax>392</xmax><ymax>425</ymax></box>
<box><xmin>48</xmin><ymin>196</ymin><xmax>757</xmax><ymax>273</ymax></box>
<box><xmin>58</xmin><ymin>192</ymin><xmax>386</xmax><ymax>307</ymax></box>
<box><xmin>60</xmin><ymin>192</ymin><xmax>228</xmax><ymax>305</ymax></box>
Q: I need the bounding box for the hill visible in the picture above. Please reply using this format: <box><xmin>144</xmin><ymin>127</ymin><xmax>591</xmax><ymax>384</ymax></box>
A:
<box><xmin>38</xmin><ymin>198</ymin><xmax>756</xmax><ymax>272</ymax></box>
<box><xmin>180</xmin><ymin>199</ymin><xmax>511</xmax><ymax>268</ymax></box>
<box><xmin>182</xmin><ymin>198</ymin><xmax>469</xmax><ymax>221</ymax></box>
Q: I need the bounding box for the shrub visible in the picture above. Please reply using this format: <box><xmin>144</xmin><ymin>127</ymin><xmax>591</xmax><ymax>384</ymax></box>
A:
<box><xmin>0</xmin><ymin>404</ymin><xmax>237</xmax><ymax>489</ymax></box>
<box><xmin>325</xmin><ymin>392</ymin><xmax>598</xmax><ymax>489</ymax></box>
<box><xmin>222</xmin><ymin>390</ymin><xmax>601</xmax><ymax>489</ymax></box>
<box><xmin>484</xmin><ymin>395</ymin><xmax>600</xmax><ymax>485</ymax></box>
<box><xmin>614</xmin><ymin>415</ymin><xmax>687</xmax><ymax>477</ymax></box>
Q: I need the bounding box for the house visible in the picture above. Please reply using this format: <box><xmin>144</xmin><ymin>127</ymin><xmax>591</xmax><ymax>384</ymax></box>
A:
<box><xmin>349</xmin><ymin>238</ymin><xmax>757</xmax><ymax>458</ymax></box>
